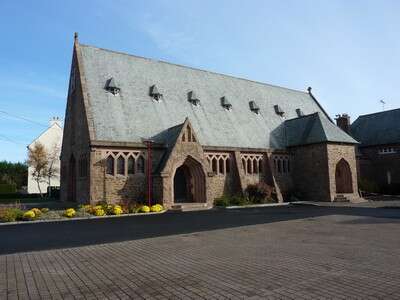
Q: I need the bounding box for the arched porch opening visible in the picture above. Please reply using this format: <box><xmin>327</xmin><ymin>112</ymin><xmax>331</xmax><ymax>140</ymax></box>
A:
<box><xmin>173</xmin><ymin>156</ymin><xmax>206</xmax><ymax>203</ymax></box>
<box><xmin>335</xmin><ymin>158</ymin><xmax>353</xmax><ymax>193</ymax></box>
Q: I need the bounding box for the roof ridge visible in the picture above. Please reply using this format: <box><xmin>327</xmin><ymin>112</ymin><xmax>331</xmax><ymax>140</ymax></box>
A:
<box><xmin>79</xmin><ymin>43</ymin><xmax>309</xmax><ymax>95</ymax></box>
<box><xmin>357</xmin><ymin>107</ymin><xmax>400</xmax><ymax>118</ymax></box>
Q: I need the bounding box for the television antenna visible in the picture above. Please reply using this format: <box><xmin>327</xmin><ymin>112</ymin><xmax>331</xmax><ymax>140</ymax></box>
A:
<box><xmin>380</xmin><ymin>99</ymin><xmax>386</xmax><ymax>111</ymax></box>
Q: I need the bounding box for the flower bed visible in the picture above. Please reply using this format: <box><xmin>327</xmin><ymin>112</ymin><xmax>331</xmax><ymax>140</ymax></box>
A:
<box><xmin>0</xmin><ymin>202</ymin><xmax>165</xmax><ymax>224</ymax></box>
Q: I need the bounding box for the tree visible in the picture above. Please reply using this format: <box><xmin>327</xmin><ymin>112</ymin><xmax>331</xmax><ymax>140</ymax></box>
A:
<box><xmin>45</xmin><ymin>142</ymin><xmax>60</xmax><ymax>198</ymax></box>
<box><xmin>27</xmin><ymin>142</ymin><xmax>48</xmax><ymax>198</ymax></box>
<box><xmin>0</xmin><ymin>161</ymin><xmax>27</xmax><ymax>189</ymax></box>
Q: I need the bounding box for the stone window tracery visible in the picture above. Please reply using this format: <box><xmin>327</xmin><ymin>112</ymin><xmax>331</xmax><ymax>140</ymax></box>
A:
<box><xmin>104</xmin><ymin>150</ymin><xmax>145</xmax><ymax>176</ymax></box>
<box><xmin>206</xmin><ymin>153</ymin><xmax>232</xmax><ymax>175</ymax></box>
<box><xmin>273</xmin><ymin>155</ymin><xmax>291</xmax><ymax>174</ymax></box>
<box><xmin>240</xmin><ymin>153</ymin><xmax>263</xmax><ymax>175</ymax></box>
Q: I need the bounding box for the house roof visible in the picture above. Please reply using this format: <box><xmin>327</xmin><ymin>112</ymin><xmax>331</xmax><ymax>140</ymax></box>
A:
<box><xmin>350</xmin><ymin>108</ymin><xmax>400</xmax><ymax>147</ymax></box>
<box><xmin>285</xmin><ymin>112</ymin><xmax>358</xmax><ymax>147</ymax></box>
<box><xmin>78</xmin><ymin>43</ymin><xmax>334</xmax><ymax>149</ymax></box>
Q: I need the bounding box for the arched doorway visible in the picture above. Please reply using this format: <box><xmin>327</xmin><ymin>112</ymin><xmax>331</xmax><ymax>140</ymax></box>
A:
<box><xmin>68</xmin><ymin>155</ymin><xmax>76</xmax><ymax>202</ymax></box>
<box><xmin>335</xmin><ymin>158</ymin><xmax>353</xmax><ymax>193</ymax></box>
<box><xmin>173</xmin><ymin>156</ymin><xmax>206</xmax><ymax>203</ymax></box>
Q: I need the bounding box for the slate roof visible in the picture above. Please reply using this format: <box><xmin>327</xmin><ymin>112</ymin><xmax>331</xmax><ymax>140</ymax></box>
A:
<box><xmin>350</xmin><ymin>108</ymin><xmax>400</xmax><ymax>147</ymax></box>
<box><xmin>285</xmin><ymin>113</ymin><xmax>358</xmax><ymax>147</ymax></box>
<box><xmin>78</xmin><ymin>43</ymin><xmax>344</xmax><ymax>149</ymax></box>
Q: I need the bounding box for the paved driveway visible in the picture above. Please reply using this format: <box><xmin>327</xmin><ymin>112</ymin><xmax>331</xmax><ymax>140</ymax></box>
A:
<box><xmin>1</xmin><ymin>206</ymin><xmax>400</xmax><ymax>299</ymax></box>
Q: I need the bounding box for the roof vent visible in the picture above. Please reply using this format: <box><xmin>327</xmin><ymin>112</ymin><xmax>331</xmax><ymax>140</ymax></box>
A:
<box><xmin>105</xmin><ymin>78</ymin><xmax>120</xmax><ymax>95</ymax></box>
<box><xmin>296</xmin><ymin>108</ymin><xmax>304</xmax><ymax>117</ymax></box>
<box><xmin>149</xmin><ymin>84</ymin><xmax>162</xmax><ymax>100</ymax></box>
<box><xmin>249</xmin><ymin>101</ymin><xmax>260</xmax><ymax>114</ymax></box>
<box><xmin>274</xmin><ymin>105</ymin><xmax>284</xmax><ymax>116</ymax></box>
<box><xmin>221</xmin><ymin>96</ymin><xmax>232</xmax><ymax>110</ymax></box>
<box><xmin>188</xmin><ymin>91</ymin><xmax>200</xmax><ymax>105</ymax></box>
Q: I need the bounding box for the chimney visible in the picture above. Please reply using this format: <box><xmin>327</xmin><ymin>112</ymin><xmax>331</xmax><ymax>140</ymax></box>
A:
<box><xmin>49</xmin><ymin>116</ymin><xmax>62</xmax><ymax>127</ymax></box>
<box><xmin>335</xmin><ymin>114</ymin><xmax>350</xmax><ymax>133</ymax></box>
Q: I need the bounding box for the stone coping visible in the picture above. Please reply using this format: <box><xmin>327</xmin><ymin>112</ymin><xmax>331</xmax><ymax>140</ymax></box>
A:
<box><xmin>0</xmin><ymin>210</ymin><xmax>166</xmax><ymax>226</ymax></box>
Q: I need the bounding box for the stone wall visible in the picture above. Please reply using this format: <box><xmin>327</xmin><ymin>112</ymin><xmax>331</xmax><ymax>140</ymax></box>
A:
<box><xmin>60</xmin><ymin>49</ymin><xmax>91</xmax><ymax>204</ymax></box>
<box><xmin>291</xmin><ymin>143</ymin><xmax>331</xmax><ymax>201</ymax></box>
<box><xmin>358</xmin><ymin>145</ymin><xmax>400</xmax><ymax>193</ymax></box>
<box><xmin>326</xmin><ymin>143</ymin><xmax>359</xmax><ymax>201</ymax></box>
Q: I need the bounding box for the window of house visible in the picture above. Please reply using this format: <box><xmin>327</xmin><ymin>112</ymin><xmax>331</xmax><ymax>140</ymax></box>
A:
<box><xmin>258</xmin><ymin>160</ymin><xmax>263</xmax><ymax>173</ymax></box>
<box><xmin>137</xmin><ymin>156</ymin><xmax>145</xmax><ymax>173</ymax></box>
<box><xmin>106</xmin><ymin>156</ymin><xmax>114</xmax><ymax>175</ymax></box>
<box><xmin>277</xmin><ymin>160</ymin><xmax>282</xmax><ymax>173</ymax></box>
<box><xmin>79</xmin><ymin>155</ymin><xmax>87</xmax><ymax>177</ymax></box>
<box><xmin>117</xmin><ymin>156</ymin><xmax>125</xmax><ymax>175</ymax></box>
<box><xmin>247</xmin><ymin>160</ymin><xmax>252</xmax><ymax>174</ymax></box>
<box><xmin>253</xmin><ymin>160</ymin><xmax>258</xmax><ymax>174</ymax></box>
<box><xmin>212</xmin><ymin>158</ymin><xmax>218</xmax><ymax>173</ymax></box>
<box><xmin>282</xmin><ymin>160</ymin><xmax>287</xmax><ymax>173</ymax></box>
<box><xmin>387</xmin><ymin>171</ymin><xmax>392</xmax><ymax>185</ymax></box>
<box><xmin>219</xmin><ymin>159</ymin><xmax>224</xmax><ymax>174</ymax></box>
<box><xmin>379</xmin><ymin>147</ymin><xmax>396</xmax><ymax>154</ymax></box>
<box><xmin>226</xmin><ymin>158</ymin><xmax>231</xmax><ymax>173</ymax></box>
<box><xmin>128</xmin><ymin>157</ymin><xmax>135</xmax><ymax>174</ymax></box>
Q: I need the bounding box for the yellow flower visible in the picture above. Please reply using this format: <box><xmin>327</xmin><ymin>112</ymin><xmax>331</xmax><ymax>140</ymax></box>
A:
<box><xmin>94</xmin><ymin>208</ymin><xmax>105</xmax><ymax>216</ymax></box>
<box><xmin>64</xmin><ymin>208</ymin><xmax>76</xmax><ymax>218</ymax></box>
<box><xmin>23</xmin><ymin>210</ymin><xmax>36</xmax><ymax>220</ymax></box>
<box><xmin>31</xmin><ymin>208</ymin><xmax>42</xmax><ymax>216</ymax></box>
<box><xmin>112</xmin><ymin>206</ymin><xmax>123</xmax><ymax>215</ymax></box>
<box><xmin>139</xmin><ymin>205</ymin><xmax>150</xmax><ymax>213</ymax></box>
<box><xmin>150</xmin><ymin>204</ymin><xmax>164</xmax><ymax>212</ymax></box>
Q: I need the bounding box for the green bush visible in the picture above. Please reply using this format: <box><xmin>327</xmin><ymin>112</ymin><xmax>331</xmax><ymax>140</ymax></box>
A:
<box><xmin>0</xmin><ymin>184</ymin><xmax>16</xmax><ymax>194</ymax></box>
<box><xmin>0</xmin><ymin>207</ymin><xmax>24</xmax><ymax>222</ymax></box>
<box><xmin>229</xmin><ymin>196</ymin><xmax>249</xmax><ymax>206</ymax></box>
<box><xmin>358</xmin><ymin>178</ymin><xmax>380</xmax><ymax>193</ymax></box>
<box><xmin>214</xmin><ymin>196</ymin><xmax>230</xmax><ymax>207</ymax></box>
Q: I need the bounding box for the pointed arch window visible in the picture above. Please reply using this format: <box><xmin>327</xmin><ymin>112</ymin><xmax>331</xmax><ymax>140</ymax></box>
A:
<box><xmin>117</xmin><ymin>156</ymin><xmax>125</xmax><ymax>175</ymax></box>
<box><xmin>137</xmin><ymin>156</ymin><xmax>145</xmax><ymax>173</ymax></box>
<box><xmin>128</xmin><ymin>156</ymin><xmax>135</xmax><ymax>174</ymax></box>
<box><xmin>106</xmin><ymin>156</ymin><xmax>114</xmax><ymax>175</ymax></box>
<box><xmin>212</xmin><ymin>158</ymin><xmax>218</xmax><ymax>173</ymax></box>
<box><xmin>226</xmin><ymin>158</ymin><xmax>231</xmax><ymax>173</ymax></box>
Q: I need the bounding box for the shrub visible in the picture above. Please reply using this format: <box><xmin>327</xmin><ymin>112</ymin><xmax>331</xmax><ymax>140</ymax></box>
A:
<box><xmin>40</xmin><ymin>208</ymin><xmax>49</xmax><ymax>213</ymax></box>
<box><xmin>111</xmin><ymin>205</ymin><xmax>123</xmax><ymax>215</ymax></box>
<box><xmin>0</xmin><ymin>208</ymin><xmax>24</xmax><ymax>222</ymax></box>
<box><xmin>229</xmin><ymin>196</ymin><xmax>249</xmax><ymax>206</ymax></box>
<box><xmin>214</xmin><ymin>196</ymin><xmax>230</xmax><ymax>207</ymax></box>
<box><xmin>358</xmin><ymin>178</ymin><xmax>380</xmax><ymax>193</ymax></box>
<box><xmin>139</xmin><ymin>205</ymin><xmax>150</xmax><ymax>213</ymax></box>
<box><xmin>150</xmin><ymin>204</ymin><xmax>163</xmax><ymax>212</ymax></box>
<box><xmin>63</xmin><ymin>208</ymin><xmax>76</xmax><ymax>218</ymax></box>
<box><xmin>23</xmin><ymin>210</ymin><xmax>36</xmax><ymax>221</ymax></box>
<box><xmin>31</xmin><ymin>208</ymin><xmax>42</xmax><ymax>217</ymax></box>
<box><xmin>245</xmin><ymin>183</ymin><xmax>274</xmax><ymax>204</ymax></box>
<box><xmin>93</xmin><ymin>208</ymin><xmax>105</xmax><ymax>216</ymax></box>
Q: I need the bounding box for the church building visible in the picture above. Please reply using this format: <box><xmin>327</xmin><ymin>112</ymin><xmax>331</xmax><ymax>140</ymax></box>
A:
<box><xmin>60</xmin><ymin>34</ymin><xmax>359</xmax><ymax>208</ymax></box>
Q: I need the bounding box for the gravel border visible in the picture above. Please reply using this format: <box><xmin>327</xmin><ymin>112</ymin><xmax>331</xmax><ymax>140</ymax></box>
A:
<box><xmin>0</xmin><ymin>210</ymin><xmax>166</xmax><ymax>226</ymax></box>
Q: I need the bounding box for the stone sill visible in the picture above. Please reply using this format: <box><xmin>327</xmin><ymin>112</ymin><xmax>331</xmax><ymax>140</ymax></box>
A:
<box><xmin>0</xmin><ymin>210</ymin><xmax>166</xmax><ymax>226</ymax></box>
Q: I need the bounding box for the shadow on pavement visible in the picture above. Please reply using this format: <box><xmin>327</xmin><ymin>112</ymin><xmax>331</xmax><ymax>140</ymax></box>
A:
<box><xmin>0</xmin><ymin>205</ymin><xmax>399</xmax><ymax>254</ymax></box>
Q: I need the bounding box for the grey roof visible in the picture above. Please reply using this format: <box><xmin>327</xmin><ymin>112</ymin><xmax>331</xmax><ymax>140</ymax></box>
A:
<box><xmin>350</xmin><ymin>108</ymin><xmax>400</xmax><ymax>147</ymax></box>
<box><xmin>285</xmin><ymin>112</ymin><xmax>358</xmax><ymax>147</ymax></box>
<box><xmin>79</xmin><ymin>43</ymin><xmax>334</xmax><ymax>149</ymax></box>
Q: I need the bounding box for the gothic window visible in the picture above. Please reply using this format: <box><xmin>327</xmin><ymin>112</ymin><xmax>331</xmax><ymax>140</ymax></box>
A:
<box><xmin>117</xmin><ymin>156</ymin><xmax>125</xmax><ymax>175</ymax></box>
<box><xmin>79</xmin><ymin>155</ymin><xmax>88</xmax><ymax>177</ymax></box>
<box><xmin>128</xmin><ymin>156</ymin><xmax>135</xmax><ymax>174</ymax></box>
<box><xmin>226</xmin><ymin>158</ymin><xmax>231</xmax><ymax>173</ymax></box>
<box><xmin>242</xmin><ymin>158</ymin><xmax>246</xmax><ymax>172</ymax></box>
<box><xmin>137</xmin><ymin>156</ymin><xmax>145</xmax><ymax>173</ymax></box>
<box><xmin>277</xmin><ymin>160</ymin><xmax>282</xmax><ymax>173</ymax></box>
<box><xmin>219</xmin><ymin>159</ymin><xmax>224</xmax><ymax>174</ymax></box>
<box><xmin>182</xmin><ymin>133</ymin><xmax>186</xmax><ymax>142</ymax></box>
<box><xmin>212</xmin><ymin>158</ymin><xmax>218</xmax><ymax>173</ymax></box>
<box><xmin>253</xmin><ymin>160</ymin><xmax>258</xmax><ymax>174</ymax></box>
<box><xmin>247</xmin><ymin>160</ymin><xmax>252</xmax><ymax>174</ymax></box>
<box><xmin>258</xmin><ymin>160</ymin><xmax>263</xmax><ymax>173</ymax></box>
<box><xmin>106</xmin><ymin>156</ymin><xmax>114</xmax><ymax>175</ymax></box>
<box><xmin>282</xmin><ymin>160</ymin><xmax>287</xmax><ymax>173</ymax></box>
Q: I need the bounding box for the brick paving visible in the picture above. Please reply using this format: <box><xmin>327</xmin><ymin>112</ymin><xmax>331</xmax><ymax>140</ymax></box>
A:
<box><xmin>1</xmin><ymin>212</ymin><xmax>400</xmax><ymax>299</ymax></box>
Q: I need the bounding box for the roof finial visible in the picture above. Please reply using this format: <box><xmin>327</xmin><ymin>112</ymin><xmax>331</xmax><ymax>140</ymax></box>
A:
<box><xmin>74</xmin><ymin>32</ymin><xmax>79</xmax><ymax>42</ymax></box>
<box><xmin>307</xmin><ymin>86</ymin><xmax>312</xmax><ymax>93</ymax></box>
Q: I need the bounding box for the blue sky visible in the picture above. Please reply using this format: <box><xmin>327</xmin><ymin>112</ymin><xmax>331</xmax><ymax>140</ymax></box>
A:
<box><xmin>0</xmin><ymin>0</ymin><xmax>399</xmax><ymax>162</ymax></box>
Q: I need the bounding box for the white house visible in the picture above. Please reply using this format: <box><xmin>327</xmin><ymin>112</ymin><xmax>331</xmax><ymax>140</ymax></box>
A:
<box><xmin>27</xmin><ymin>117</ymin><xmax>63</xmax><ymax>194</ymax></box>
